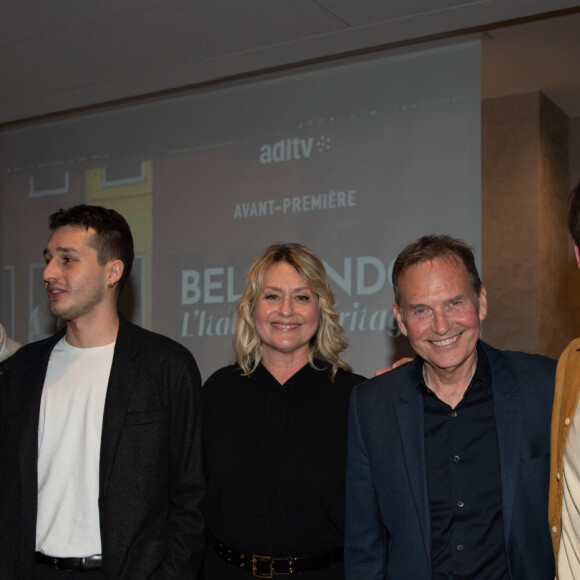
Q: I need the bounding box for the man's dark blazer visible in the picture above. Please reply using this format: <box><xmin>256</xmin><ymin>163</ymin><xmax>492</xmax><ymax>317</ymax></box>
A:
<box><xmin>0</xmin><ymin>316</ymin><xmax>204</xmax><ymax>579</ymax></box>
<box><xmin>344</xmin><ymin>341</ymin><xmax>556</xmax><ymax>580</ymax></box>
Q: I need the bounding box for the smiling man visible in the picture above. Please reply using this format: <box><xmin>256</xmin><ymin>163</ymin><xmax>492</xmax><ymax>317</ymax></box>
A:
<box><xmin>0</xmin><ymin>205</ymin><xmax>204</xmax><ymax>579</ymax></box>
<box><xmin>345</xmin><ymin>235</ymin><xmax>556</xmax><ymax>579</ymax></box>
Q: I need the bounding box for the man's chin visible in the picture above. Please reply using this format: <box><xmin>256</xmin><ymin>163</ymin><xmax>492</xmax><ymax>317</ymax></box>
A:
<box><xmin>48</xmin><ymin>306</ymin><xmax>70</xmax><ymax>322</ymax></box>
<box><xmin>426</xmin><ymin>352</ymin><xmax>476</xmax><ymax>373</ymax></box>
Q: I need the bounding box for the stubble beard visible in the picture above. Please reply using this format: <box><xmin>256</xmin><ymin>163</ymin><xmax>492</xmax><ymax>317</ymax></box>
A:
<box><xmin>48</xmin><ymin>281</ymin><xmax>107</xmax><ymax>323</ymax></box>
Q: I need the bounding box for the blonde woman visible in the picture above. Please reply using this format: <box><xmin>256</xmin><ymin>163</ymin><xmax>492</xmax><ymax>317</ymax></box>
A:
<box><xmin>202</xmin><ymin>243</ymin><xmax>366</xmax><ymax>580</ymax></box>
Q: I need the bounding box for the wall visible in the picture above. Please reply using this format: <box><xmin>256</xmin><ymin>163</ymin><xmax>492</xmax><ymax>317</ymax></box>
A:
<box><xmin>482</xmin><ymin>92</ymin><xmax>573</xmax><ymax>357</ymax></box>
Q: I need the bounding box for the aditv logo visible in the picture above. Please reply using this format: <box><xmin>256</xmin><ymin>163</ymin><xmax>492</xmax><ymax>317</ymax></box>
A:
<box><xmin>259</xmin><ymin>136</ymin><xmax>332</xmax><ymax>164</ymax></box>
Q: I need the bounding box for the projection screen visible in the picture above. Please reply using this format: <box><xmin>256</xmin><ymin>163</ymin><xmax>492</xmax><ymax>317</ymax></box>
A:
<box><xmin>0</xmin><ymin>39</ymin><xmax>481</xmax><ymax>379</ymax></box>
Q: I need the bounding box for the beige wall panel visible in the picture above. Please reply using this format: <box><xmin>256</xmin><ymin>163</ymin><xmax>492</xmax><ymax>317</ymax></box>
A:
<box><xmin>538</xmin><ymin>95</ymin><xmax>570</xmax><ymax>357</ymax></box>
<box><xmin>482</xmin><ymin>93</ymin><xmax>541</xmax><ymax>353</ymax></box>
<box><xmin>483</xmin><ymin>92</ymin><xmax>573</xmax><ymax>358</ymax></box>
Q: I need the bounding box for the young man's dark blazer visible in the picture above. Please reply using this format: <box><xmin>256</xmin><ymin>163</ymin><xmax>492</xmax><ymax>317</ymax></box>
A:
<box><xmin>345</xmin><ymin>340</ymin><xmax>556</xmax><ymax>580</ymax></box>
<box><xmin>0</xmin><ymin>316</ymin><xmax>204</xmax><ymax>579</ymax></box>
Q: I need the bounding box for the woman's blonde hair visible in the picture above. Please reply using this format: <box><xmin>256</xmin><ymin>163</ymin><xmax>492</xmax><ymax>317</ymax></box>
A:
<box><xmin>234</xmin><ymin>243</ymin><xmax>351</xmax><ymax>379</ymax></box>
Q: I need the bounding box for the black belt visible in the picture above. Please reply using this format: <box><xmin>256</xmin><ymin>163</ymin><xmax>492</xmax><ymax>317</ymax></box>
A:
<box><xmin>215</xmin><ymin>540</ymin><xmax>343</xmax><ymax>577</ymax></box>
<box><xmin>35</xmin><ymin>552</ymin><xmax>103</xmax><ymax>572</ymax></box>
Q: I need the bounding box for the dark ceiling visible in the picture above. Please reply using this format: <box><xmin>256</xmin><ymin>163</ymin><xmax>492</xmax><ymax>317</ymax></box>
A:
<box><xmin>1</xmin><ymin>1</ymin><xmax>580</xmax><ymax>125</ymax></box>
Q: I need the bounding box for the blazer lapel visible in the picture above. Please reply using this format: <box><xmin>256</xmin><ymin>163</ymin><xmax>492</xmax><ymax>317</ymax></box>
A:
<box><xmin>395</xmin><ymin>374</ymin><xmax>432</xmax><ymax>561</ymax></box>
<box><xmin>20</xmin><ymin>366</ymin><xmax>47</xmax><ymax>500</ymax></box>
<box><xmin>99</xmin><ymin>319</ymin><xmax>139</xmax><ymax>498</ymax></box>
<box><xmin>17</xmin><ymin>331</ymin><xmax>65</xmax><ymax>545</ymax></box>
<box><xmin>483</xmin><ymin>343</ymin><xmax>523</xmax><ymax>544</ymax></box>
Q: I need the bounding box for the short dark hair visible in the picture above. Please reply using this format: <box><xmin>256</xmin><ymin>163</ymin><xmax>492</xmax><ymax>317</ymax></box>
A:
<box><xmin>392</xmin><ymin>234</ymin><xmax>482</xmax><ymax>305</ymax></box>
<box><xmin>49</xmin><ymin>205</ymin><xmax>134</xmax><ymax>290</ymax></box>
<box><xmin>568</xmin><ymin>178</ymin><xmax>580</xmax><ymax>246</ymax></box>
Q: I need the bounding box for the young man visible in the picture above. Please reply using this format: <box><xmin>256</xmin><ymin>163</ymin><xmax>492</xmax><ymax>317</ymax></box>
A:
<box><xmin>550</xmin><ymin>178</ymin><xmax>580</xmax><ymax>579</ymax></box>
<box><xmin>0</xmin><ymin>205</ymin><xmax>204</xmax><ymax>579</ymax></box>
<box><xmin>345</xmin><ymin>235</ymin><xmax>555</xmax><ymax>579</ymax></box>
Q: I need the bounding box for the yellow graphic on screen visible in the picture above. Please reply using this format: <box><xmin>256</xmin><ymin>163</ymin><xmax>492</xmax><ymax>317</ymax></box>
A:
<box><xmin>84</xmin><ymin>160</ymin><xmax>153</xmax><ymax>329</ymax></box>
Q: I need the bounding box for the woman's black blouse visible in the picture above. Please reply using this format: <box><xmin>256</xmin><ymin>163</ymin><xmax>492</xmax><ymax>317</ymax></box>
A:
<box><xmin>202</xmin><ymin>362</ymin><xmax>366</xmax><ymax>580</ymax></box>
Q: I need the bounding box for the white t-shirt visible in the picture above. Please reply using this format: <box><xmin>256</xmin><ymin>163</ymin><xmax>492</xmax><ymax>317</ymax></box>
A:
<box><xmin>559</xmin><ymin>398</ymin><xmax>580</xmax><ymax>579</ymax></box>
<box><xmin>36</xmin><ymin>337</ymin><xmax>114</xmax><ymax>557</ymax></box>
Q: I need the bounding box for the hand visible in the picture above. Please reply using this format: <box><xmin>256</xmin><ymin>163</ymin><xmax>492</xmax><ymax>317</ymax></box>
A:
<box><xmin>375</xmin><ymin>357</ymin><xmax>413</xmax><ymax>376</ymax></box>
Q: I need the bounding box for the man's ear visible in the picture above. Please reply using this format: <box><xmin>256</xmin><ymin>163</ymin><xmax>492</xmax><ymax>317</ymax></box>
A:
<box><xmin>574</xmin><ymin>244</ymin><xmax>580</xmax><ymax>269</ymax></box>
<box><xmin>478</xmin><ymin>285</ymin><xmax>488</xmax><ymax>322</ymax></box>
<box><xmin>107</xmin><ymin>259</ymin><xmax>125</xmax><ymax>287</ymax></box>
<box><xmin>392</xmin><ymin>302</ymin><xmax>408</xmax><ymax>337</ymax></box>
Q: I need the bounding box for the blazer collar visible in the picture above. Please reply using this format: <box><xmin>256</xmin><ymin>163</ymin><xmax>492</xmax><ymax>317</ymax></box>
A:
<box><xmin>18</xmin><ymin>327</ymin><xmax>67</xmax><ymax>459</ymax></box>
<box><xmin>480</xmin><ymin>341</ymin><xmax>523</xmax><ymax>543</ymax></box>
<box><xmin>17</xmin><ymin>328</ymin><xmax>67</xmax><ymax>526</ymax></box>
<box><xmin>99</xmin><ymin>316</ymin><xmax>141</xmax><ymax>497</ymax></box>
<box><xmin>395</xmin><ymin>361</ymin><xmax>432</xmax><ymax>563</ymax></box>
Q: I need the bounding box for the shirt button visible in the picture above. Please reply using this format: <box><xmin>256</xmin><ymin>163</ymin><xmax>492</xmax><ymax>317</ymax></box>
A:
<box><xmin>453</xmin><ymin>455</ymin><xmax>460</xmax><ymax>463</ymax></box>
<box><xmin>565</xmin><ymin>418</ymin><xmax>571</xmax><ymax>425</ymax></box>
<box><xmin>457</xmin><ymin>500</ymin><xmax>464</xmax><ymax>508</ymax></box>
<box><xmin>552</xmin><ymin>526</ymin><xmax>557</xmax><ymax>533</ymax></box>
<box><xmin>449</xmin><ymin>411</ymin><xmax>457</xmax><ymax>418</ymax></box>
<box><xmin>557</xmin><ymin>472</ymin><xmax>561</xmax><ymax>481</ymax></box>
<box><xmin>457</xmin><ymin>544</ymin><xmax>464</xmax><ymax>551</ymax></box>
